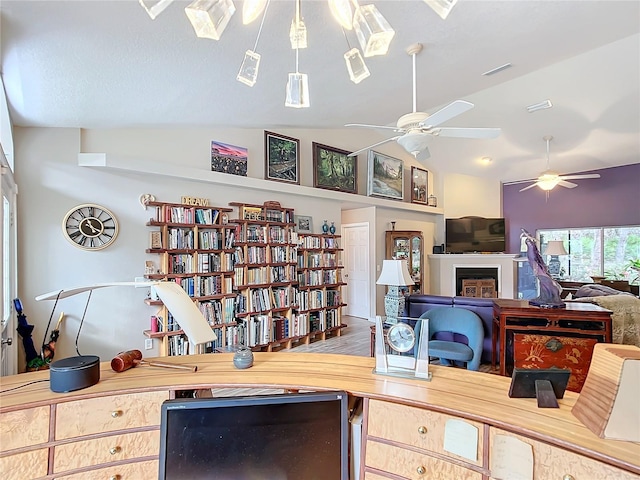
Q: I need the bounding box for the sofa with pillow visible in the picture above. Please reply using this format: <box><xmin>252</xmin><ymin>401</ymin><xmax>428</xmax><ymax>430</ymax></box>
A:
<box><xmin>403</xmin><ymin>294</ymin><xmax>495</xmax><ymax>364</ymax></box>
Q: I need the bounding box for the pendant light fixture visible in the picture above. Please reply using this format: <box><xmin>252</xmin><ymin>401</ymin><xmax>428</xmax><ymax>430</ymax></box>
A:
<box><xmin>237</xmin><ymin>0</ymin><xmax>271</xmax><ymax>86</ymax></box>
<box><xmin>185</xmin><ymin>0</ymin><xmax>236</xmax><ymax>41</ymax></box>
<box><xmin>352</xmin><ymin>2</ymin><xmax>395</xmax><ymax>57</ymax></box>
<box><xmin>285</xmin><ymin>0</ymin><xmax>310</xmax><ymax>108</ymax></box>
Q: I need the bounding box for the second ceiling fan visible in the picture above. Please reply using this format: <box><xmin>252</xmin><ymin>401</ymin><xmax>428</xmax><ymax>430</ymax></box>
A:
<box><xmin>515</xmin><ymin>136</ymin><xmax>601</xmax><ymax>192</ymax></box>
<box><xmin>346</xmin><ymin>43</ymin><xmax>501</xmax><ymax>161</ymax></box>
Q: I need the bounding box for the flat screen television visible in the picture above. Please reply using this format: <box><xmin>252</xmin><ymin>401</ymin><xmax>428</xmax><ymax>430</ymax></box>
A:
<box><xmin>158</xmin><ymin>390</ymin><xmax>349</xmax><ymax>480</ymax></box>
<box><xmin>445</xmin><ymin>217</ymin><xmax>506</xmax><ymax>253</ymax></box>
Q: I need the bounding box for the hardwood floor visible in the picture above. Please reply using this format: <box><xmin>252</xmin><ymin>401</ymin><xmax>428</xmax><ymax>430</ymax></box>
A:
<box><xmin>284</xmin><ymin>315</ymin><xmax>373</xmax><ymax>357</ymax></box>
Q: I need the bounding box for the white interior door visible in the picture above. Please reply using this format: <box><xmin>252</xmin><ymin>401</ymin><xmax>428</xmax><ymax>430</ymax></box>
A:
<box><xmin>1</xmin><ymin>156</ymin><xmax>18</xmax><ymax>376</ymax></box>
<box><xmin>342</xmin><ymin>223</ymin><xmax>370</xmax><ymax>319</ymax></box>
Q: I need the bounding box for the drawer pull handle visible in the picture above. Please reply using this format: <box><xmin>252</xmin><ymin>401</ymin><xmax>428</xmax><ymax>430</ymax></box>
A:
<box><xmin>111</xmin><ymin>410</ymin><xmax>123</xmax><ymax>418</ymax></box>
<box><xmin>109</xmin><ymin>446</ymin><xmax>122</xmax><ymax>455</ymax></box>
<box><xmin>417</xmin><ymin>465</ymin><xmax>426</xmax><ymax>475</ymax></box>
<box><xmin>417</xmin><ymin>426</ymin><xmax>427</xmax><ymax>434</ymax></box>
<box><xmin>562</xmin><ymin>476</ymin><xmax>575</xmax><ymax>480</ymax></box>
<box><xmin>109</xmin><ymin>476</ymin><xmax>121</xmax><ymax>480</ymax></box>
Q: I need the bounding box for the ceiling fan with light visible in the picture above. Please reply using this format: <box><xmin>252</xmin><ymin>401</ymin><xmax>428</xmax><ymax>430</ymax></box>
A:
<box><xmin>513</xmin><ymin>136</ymin><xmax>601</xmax><ymax>192</ymax></box>
<box><xmin>346</xmin><ymin>43</ymin><xmax>501</xmax><ymax>161</ymax></box>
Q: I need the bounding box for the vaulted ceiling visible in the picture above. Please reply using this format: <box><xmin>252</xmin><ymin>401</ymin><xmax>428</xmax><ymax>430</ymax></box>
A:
<box><xmin>1</xmin><ymin>0</ymin><xmax>639</xmax><ymax>182</ymax></box>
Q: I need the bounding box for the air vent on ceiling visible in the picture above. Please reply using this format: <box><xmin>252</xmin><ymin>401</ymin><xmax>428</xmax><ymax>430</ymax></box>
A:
<box><xmin>481</xmin><ymin>63</ymin><xmax>512</xmax><ymax>76</ymax></box>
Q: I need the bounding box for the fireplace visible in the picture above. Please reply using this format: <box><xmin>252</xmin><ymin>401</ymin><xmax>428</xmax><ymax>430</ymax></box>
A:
<box><xmin>428</xmin><ymin>253</ymin><xmax>518</xmax><ymax>299</ymax></box>
<box><xmin>456</xmin><ymin>267</ymin><xmax>499</xmax><ymax>297</ymax></box>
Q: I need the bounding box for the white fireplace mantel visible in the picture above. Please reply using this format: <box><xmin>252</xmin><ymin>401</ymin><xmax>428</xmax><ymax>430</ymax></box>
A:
<box><xmin>428</xmin><ymin>254</ymin><xmax>519</xmax><ymax>298</ymax></box>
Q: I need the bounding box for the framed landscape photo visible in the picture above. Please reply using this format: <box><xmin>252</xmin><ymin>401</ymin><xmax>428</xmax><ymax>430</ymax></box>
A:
<box><xmin>312</xmin><ymin>142</ymin><xmax>357</xmax><ymax>194</ymax></box>
<box><xmin>410</xmin><ymin>166</ymin><xmax>428</xmax><ymax>204</ymax></box>
<box><xmin>265</xmin><ymin>131</ymin><xmax>300</xmax><ymax>184</ymax></box>
<box><xmin>368</xmin><ymin>151</ymin><xmax>404</xmax><ymax>200</ymax></box>
<box><xmin>294</xmin><ymin>215</ymin><xmax>313</xmax><ymax>233</ymax></box>
<box><xmin>211</xmin><ymin>140</ymin><xmax>248</xmax><ymax>176</ymax></box>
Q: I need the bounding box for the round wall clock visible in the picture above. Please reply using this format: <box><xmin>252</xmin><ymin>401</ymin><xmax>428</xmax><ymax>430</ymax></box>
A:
<box><xmin>62</xmin><ymin>203</ymin><xmax>119</xmax><ymax>251</ymax></box>
<box><xmin>386</xmin><ymin>322</ymin><xmax>416</xmax><ymax>353</ymax></box>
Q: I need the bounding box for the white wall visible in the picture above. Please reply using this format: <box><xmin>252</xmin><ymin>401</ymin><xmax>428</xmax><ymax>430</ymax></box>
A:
<box><xmin>14</xmin><ymin>126</ymin><xmax>498</xmax><ymax>370</ymax></box>
<box><xmin>442</xmin><ymin>173</ymin><xmax>502</xmax><ymax>219</ymax></box>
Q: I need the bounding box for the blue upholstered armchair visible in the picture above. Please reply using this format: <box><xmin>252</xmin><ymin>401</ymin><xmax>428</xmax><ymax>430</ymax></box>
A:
<box><xmin>415</xmin><ymin>307</ymin><xmax>484</xmax><ymax>371</ymax></box>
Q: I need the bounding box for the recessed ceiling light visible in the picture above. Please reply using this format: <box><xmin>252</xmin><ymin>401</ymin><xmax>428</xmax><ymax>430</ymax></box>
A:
<box><xmin>481</xmin><ymin>63</ymin><xmax>512</xmax><ymax>76</ymax></box>
<box><xmin>526</xmin><ymin>99</ymin><xmax>553</xmax><ymax>113</ymax></box>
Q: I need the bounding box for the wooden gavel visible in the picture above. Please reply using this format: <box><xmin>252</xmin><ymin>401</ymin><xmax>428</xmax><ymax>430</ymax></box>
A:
<box><xmin>111</xmin><ymin>349</ymin><xmax>197</xmax><ymax>373</ymax></box>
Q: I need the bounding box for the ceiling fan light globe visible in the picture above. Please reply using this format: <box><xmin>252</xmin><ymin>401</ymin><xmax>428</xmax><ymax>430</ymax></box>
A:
<box><xmin>353</xmin><ymin>5</ymin><xmax>395</xmax><ymax>57</ymax></box>
<box><xmin>397</xmin><ymin>131</ymin><xmax>430</xmax><ymax>156</ymax></box>
<box><xmin>537</xmin><ymin>178</ymin><xmax>559</xmax><ymax>191</ymax></box>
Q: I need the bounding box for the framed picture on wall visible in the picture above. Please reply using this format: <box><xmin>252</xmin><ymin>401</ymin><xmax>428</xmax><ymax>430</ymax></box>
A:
<box><xmin>264</xmin><ymin>131</ymin><xmax>300</xmax><ymax>184</ymax></box>
<box><xmin>211</xmin><ymin>140</ymin><xmax>248</xmax><ymax>176</ymax></box>
<box><xmin>294</xmin><ymin>215</ymin><xmax>313</xmax><ymax>233</ymax></box>
<box><xmin>367</xmin><ymin>150</ymin><xmax>404</xmax><ymax>200</ymax></box>
<box><xmin>410</xmin><ymin>166</ymin><xmax>428</xmax><ymax>204</ymax></box>
<box><xmin>312</xmin><ymin>142</ymin><xmax>357</xmax><ymax>194</ymax></box>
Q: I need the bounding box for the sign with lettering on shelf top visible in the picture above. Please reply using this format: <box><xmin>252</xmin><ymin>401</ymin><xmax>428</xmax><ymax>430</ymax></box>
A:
<box><xmin>181</xmin><ymin>196</ymin><xmax>210</xmax><ymax>207</ymax></box>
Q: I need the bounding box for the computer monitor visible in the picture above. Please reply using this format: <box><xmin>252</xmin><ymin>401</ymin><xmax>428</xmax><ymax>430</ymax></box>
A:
<box><xmin>158</xmin><ymin>390</ymin><xmax>349</xmax><ymax>479</ymax></box>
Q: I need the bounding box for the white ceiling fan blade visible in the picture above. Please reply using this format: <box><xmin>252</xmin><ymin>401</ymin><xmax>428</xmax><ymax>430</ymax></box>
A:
<box><xmin>345</xmin><ymin>123</ymin><xmax>400</xmax><ymax>131</ymax></box>
<box><xmin>503</xmin><ymin>178</ymin><xmax>537</xmax><ymax>186</ymax></box>
<box><xmin>559</xmin><ymin>173</ymin><xmax>601</xmax><ymax>181</ymax></box>
<box><xmin>519</xmin><ymin>183</ymin><xmax>539</xmax><ymax>192</ymax></box>
<box><xmin>433</xmin><ymin>127</ymin><xmax>501</xmax><ymax>139</ymax></box>
<box><xmin>558</xmin><ymin>180</ymin><xmax>578</xmax><ymax>189</ymax></box>
<box><xmin>347</xmin><ymin>136</ymin><xmax>401</xmax><ymax>157</ymax></box>
<box><xmin>418</xmin><ymin>100</ymin><xmax>474</xmax><ymax>128</ymax></box>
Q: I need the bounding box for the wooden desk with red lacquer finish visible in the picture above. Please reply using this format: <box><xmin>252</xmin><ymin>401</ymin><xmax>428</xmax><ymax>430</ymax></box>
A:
<box><xmin>492</xmin><ymin>299</ymin><xmax>612</xmax><ymax>392</ymax></box>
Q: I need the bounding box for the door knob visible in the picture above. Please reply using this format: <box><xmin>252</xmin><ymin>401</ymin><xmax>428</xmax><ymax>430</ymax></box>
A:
<box><xmin>1</xmin><ymin>337</ymin><xmax>12</xmax><ymax>346</ymax></box>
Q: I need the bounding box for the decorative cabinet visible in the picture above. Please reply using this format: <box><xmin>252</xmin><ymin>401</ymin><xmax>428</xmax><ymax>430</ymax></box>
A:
<box><xmin>144</xmin><ymin>201</ymin><xmax>237</xmax><ymax>355</ymax></box>
<box><xmin>385</xmin><ymin>230</ymin><xmax>424</xmax><ymax>294</ymax></box>
<box><xmin>297</xmin><ymin>233</ymin><xmax>347</xmax><ymax>338</ymax></box>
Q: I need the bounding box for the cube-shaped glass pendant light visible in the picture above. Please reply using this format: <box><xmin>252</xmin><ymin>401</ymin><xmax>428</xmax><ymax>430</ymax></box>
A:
<box><xmin>237</xmin><ymin>50</ymin><xmax>261</xmax><ymax>87</ymax></box>
<box><xmin>353</xmin><ymin>4</ymin><xmax>395</xmax><ymax>57</ymax></box>
<box><xmin>285</xmin><ymin>72</ymin><xmax>310</xmax><ymax>108</ymax></box>
<box><xmin>423</xmin><ymin>0</ymin><xmax>458</xmax><ymax>20</ymax></box>
<box><xmin>344</xmin><ymin>48</ymin><xmax>370</xmax><ymax>84</ymax></box>
<box><xmin>185</xmin><ymin>0</ymin><xmax>236</xmax><ymax>40</ymax></box>
<box><xmin>139</xmin><ymin>0</ymin><xmax>174</xmax><ymax>20</ymax></box>
<box><xmin>289</xmin><ymin>18</ymin><xmax>308</xmax><ymax>49</ymax></box>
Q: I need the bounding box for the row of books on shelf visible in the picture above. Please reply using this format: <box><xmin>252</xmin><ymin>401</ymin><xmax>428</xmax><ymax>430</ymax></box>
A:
<box><xmin>243</xmin><ymin>314</ymin><xmax>308</xmax><ymax>347</ymax></box>
<box><xmin>154</xmin><ymin>205</ymin><xmax>222</xmax><ymax>225</ymax></box>
<box><xmin>172</xmin><ymin>276</ymin><xmax>233</xmax><ymax>297</ymax></box>
<box><xmin>297</xmin><ymin>235</ymin><xmax>340</xmax><ymax>249</ymax></box>
<box><xmin>168</xmin><ymin>228</ymin><xmax>195</xmax><ymax>250</ymax></box>
<box><xmin>198</xmin><ymin>230</ymin><xmax>225</xmax><ymax>250</ymax></box>
<box><xmin>198</xmin><ymin>297</ymin><xmax>236</xmax><ymax>325</ymax></box>
<box><xmin>269</xmin><ymin>245</ymin><xmax>296</xmax><ymax>263</ymax></box>
<box><xmin>197</xmin><ymin>252</ymin><xmax>234</xmax><ymax>273</ymax></box>
<box><xmin>298</xmin><ymin>289</ymin><xmax>324</xmax><ymax>311</ymax></box>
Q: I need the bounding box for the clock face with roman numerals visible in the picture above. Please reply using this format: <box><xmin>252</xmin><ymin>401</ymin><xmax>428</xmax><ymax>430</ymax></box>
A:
<box><xmin>62</xmin><ymin>204</ymin><xmax>119</xmax><ymax>250</ymax></box>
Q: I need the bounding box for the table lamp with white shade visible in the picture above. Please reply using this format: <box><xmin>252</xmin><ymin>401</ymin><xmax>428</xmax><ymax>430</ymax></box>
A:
<box><xmin>544</xmin><ymin>240</ymin><xmax>568</xmax><ymax>279</ymax></box>
<box><xmin>376</xmin><ymin>259</ymin><xmax>415</xmax><ymax>322</ymax></box>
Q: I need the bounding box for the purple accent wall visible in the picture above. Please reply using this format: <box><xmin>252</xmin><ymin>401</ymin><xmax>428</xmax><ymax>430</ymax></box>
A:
<box><xmin>502</xmin><ymin>163</ymin><xmax>640</xmax><ymax>253</ymax></box>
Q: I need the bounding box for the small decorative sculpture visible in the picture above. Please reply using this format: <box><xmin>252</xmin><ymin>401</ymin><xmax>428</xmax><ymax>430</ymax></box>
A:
<box><xmin>521</xmin><ymin>229</ymin><xmax>565</xmax><ymax>308</ymax></box>
<box><xmin>322</xmin><ymin>220</ymin><xmax>329</xmax><ymax>233</ymax></box>
<box><xmin>233</xmin><ymin>347</ymin><xmax>254</xmax><ymax>369</ymax></box>
<box><xmin>329</xmin><ymin>222</ymin><xmax>336</xmax><ymax>234</ymax></box>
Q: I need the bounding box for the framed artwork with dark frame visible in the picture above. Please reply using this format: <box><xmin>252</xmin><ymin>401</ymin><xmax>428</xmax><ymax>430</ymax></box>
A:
<box><xmin>410</xmin><ymin>166</ymin><xmax>428</xmax><ymax>204</ymax></box>
<box><xmin>312</xmin><ymin>142</ymin><xmax>357</xmax><ymax>194</ymax></box>
<box><xmin>264</xmin><ymin>131</ymin><xmax>300</xmax><ymax>184</ymax></box>
<box><xmin>367</xmin><ymin>150</ymin><xmax>404</xmax><ymax>200</ymax></box>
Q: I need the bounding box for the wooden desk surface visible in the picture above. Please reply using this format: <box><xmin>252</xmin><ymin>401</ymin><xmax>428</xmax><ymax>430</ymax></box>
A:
<box><xmin>1</xmin><ymin>352</ymin><xmax>638</xmax><ymax>474</ymax></box>
<box><xmin>494</xmin><ymin>298</ymin><xmax>613</xmax><ymax>314</ymax></box>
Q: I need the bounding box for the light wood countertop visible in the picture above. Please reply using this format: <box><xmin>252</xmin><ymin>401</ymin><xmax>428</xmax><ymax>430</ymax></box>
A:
<box><xmin>1</xmin><ymin>352</ymin><xmax>638</xmax><ymax>474</ymax></box>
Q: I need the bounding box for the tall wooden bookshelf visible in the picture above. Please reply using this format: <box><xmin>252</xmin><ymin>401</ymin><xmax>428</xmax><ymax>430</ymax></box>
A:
<box><xmin>143</xmin><ymin>200</ymin><xmax>238</xmax><ymax>355</ymax></box>
<box><xmin>228</xmin><ymin>201</ymin><xmax>302</xmax><ymax>350</ymax></box>
<box><xmin>296</xmin><ymin>233</ymin><xmax>347</xmax><ymax>340</ymax></box>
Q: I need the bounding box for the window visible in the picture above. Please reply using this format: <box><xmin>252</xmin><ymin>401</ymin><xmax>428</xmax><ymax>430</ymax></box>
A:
<box><xmin>537</xmin><ymin>226</ymin><xmax>640</xmax><ymax>283</ymax></box>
